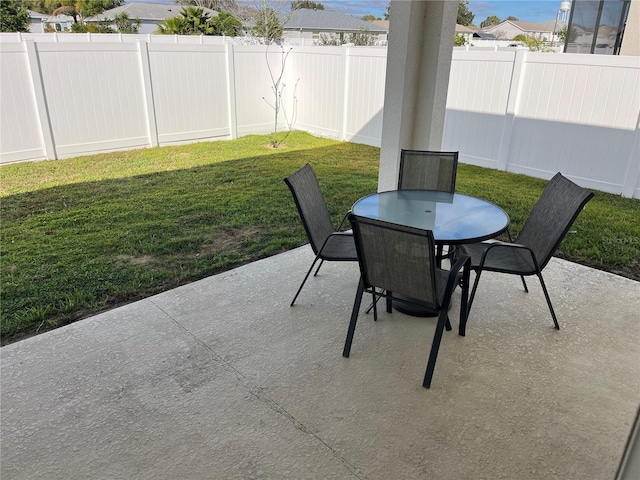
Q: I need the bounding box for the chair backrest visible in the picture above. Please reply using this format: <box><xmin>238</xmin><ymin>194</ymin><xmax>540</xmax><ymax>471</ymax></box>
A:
<box><xmin>516</xmin><ymin>172</ymin><xmax>594</xmax><ymax>270</ymax></box>
<box><xmin>398</xmin><ymin>150</ymin><xmax>459</xmax><ymax>192</ymax></box>
<box><xmin>284</xmin><ymin>164</ymin><xmax>336</xmax><ymax>255</ymax></box>
<box><xmin>349</xmin><ymin>213</ymin><xmax>439</xmax><ymax>307</ymax></box>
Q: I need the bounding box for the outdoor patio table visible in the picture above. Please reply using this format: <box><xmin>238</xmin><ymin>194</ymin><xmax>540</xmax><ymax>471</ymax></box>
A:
<box><xmin>351</xmin><ymin>189</ymin><xmax>510</xmax><ymax>316</ymax></box>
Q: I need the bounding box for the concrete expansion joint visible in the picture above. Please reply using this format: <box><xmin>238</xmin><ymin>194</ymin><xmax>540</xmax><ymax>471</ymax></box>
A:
<box><xmin>151</xmin><ymin>298</ymin><xmax>370</xmax><ymax>480</ymax></box>
<box><xmin>246</xmin><ymin>385</ymin><xmax>370</xmax><ymax>480</ymax></box>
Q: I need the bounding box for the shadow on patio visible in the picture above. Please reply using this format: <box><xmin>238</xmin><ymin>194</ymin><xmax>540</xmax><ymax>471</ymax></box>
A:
<box><xmin>1</xmin><ymin>245</ymin><xmax>639</xmax><ymax>479</ymax></box>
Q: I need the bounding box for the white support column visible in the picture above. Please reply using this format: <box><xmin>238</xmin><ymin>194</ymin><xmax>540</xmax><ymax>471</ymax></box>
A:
<box><xmin>137</xmin><ymin>41</ymin><xmax>159</xmax><ymax>147</ymax></box>
<box><xmin>378</xmin><ymin>0</ymin><xmax>458</xmax><ymax>192</ymax></box>
<box><xmin>620</xmin><ymin>0</ymin><xmax>640</xmax><ymax>56</ymax></box>
<box><xmin>24</xmin><ymin>41</ymin><xmax>57</xmax><ymax>160</ymax></box>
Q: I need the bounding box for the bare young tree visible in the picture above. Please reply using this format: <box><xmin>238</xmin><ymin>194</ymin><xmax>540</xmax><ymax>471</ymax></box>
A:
<box><xmin>236</xmin><ymin>0</ymin><xmax>297</xmax><ymax>148</ymax></box>
<box><xmin>262</xmin><ymin>45</ymin><xmax>298</xmax><ymax>147</ymax></box>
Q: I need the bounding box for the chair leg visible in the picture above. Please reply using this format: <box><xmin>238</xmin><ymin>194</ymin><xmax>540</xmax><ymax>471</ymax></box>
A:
<box><xmin>372</xmin><ymin>287</ymin><xmax>378</xmax><ymax>321</ymax></box>
<box><xmin>290</xmin><ymin>255</ymin><xmax>321</xmax><ymax>306</ymax></box>
<box><xmin>365</xmin><ymin>291</ymin><xmax>380</xmax><ymax>315</ymax></box>
<box><xmin>343</xmin><ymin>278</ymin><xmax>365</xmax><ymax>358</ymax></box>
<box><xmin>314</xmin><ymin>259</ymin><xmax>325</xmax><ymax>276</ymax></box>
<box><xmin>386</xmin><ymin>291</ymin><xmax>393</xmax><ymax>313</ymax></box>
<box><xmin>445</xmin><ymin>316</ymin><xmax>452</xmax><ymax>331</ymax></box>
<box><xmin>466</xmin><ymin>270</ymin><xmax>483</xmax><ymax>320</ymax></box>
<box><xmin>423</xmin><ymin>310</ymin><xmax>449</xmax><ymax>388</ymax></box>
<box><xmin>459</xmin><ymin>264</ymin><xmax>471</xmax><ymax>337</ymax></box>
<box><xmin>537</xmin><ymin>272</ymin><xmax>560</xmax><ymax>330</ymax></box>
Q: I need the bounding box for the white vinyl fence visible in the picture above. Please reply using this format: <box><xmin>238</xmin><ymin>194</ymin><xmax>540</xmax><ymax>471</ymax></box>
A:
<box><xmin>1</xmin><ymin>37</ymin><xmax>639</xmax><ymax>198</ymax></box>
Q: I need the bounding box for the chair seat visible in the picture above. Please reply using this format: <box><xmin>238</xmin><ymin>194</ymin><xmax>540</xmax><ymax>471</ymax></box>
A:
<box><xmin>458</xmin><ymin>242</ymin><xmax>537</xmax><ymax>275</ymax></box>
<box><xmin>319</xmin><ymin>233</ymin><xmax>358</xmax><ymax>261</ymax></box>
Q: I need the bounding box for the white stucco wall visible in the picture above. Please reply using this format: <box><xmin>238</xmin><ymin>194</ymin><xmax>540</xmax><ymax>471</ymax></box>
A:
<box><xmin>620</xmin><ymin>0</ymin><xmax>640</xmax><ymax>56</ymax></box>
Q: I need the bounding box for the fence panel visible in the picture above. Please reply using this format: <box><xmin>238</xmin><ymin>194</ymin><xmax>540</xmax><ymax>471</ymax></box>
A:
<box><xmin>232</xmin><ymin>46</ymin><xmax>286</xmax><ymax>137</ymax></box>
<box><xmin>35</xmin><ymin>42</ymin><xmax>149</xmax><ymax>158</ymax></box>
<box><xmin>148</xmin><ymin>44</ymin><xmax>230</xmax><ymax>145</ymax></box>
<box><xmin>343</xmin><ymin>47</ymin><xmax>387</xmax><ymax>147</ymax></box>
<box><xmin>443</xmin><ymin>50</ymin><xmax>516</xmax><ymax>169</ymax></box>
<box><xmin>0</xmin><ymin>43</ymin><xmax>45</xmax><ymax>163</ymax></box>
<box><xmin>507</xmin><ymin>53</ymin><xmax>640</xmax><ymax>193</ymax></box>
<box><xmin>288</xmin><ymin>46</ymin><xmax>346</xmax><ymax>140</ymax></box>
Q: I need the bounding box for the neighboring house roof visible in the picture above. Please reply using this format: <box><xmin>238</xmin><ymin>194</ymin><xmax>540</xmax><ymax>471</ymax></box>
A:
<box><xmin>26</xmin><ymin>9</ymin><xmax>72</xmax><ymax>23</ymax></box>
<box><xmin>87</xmin><ymin>2</ymin><xmax>217</xmax><ymax>22</ymax></box>
<box><xmin>510</xmin><ymin>20</ymin><xmax>553</xmax><ymax>32</ymax></box>
<box><xmin>28</xmin><ymin>10</ymin><xmax>47</xmax><ymax>21</ymax></box>
<box><xmin>455</xmin><ymin>24</ymin><xmax>478</xmax><ymax>33</ymax></box>
<box><xmin>284</xmin><ymin>9</ymin><xmax>387</xmax><ymax>32</ymax></box>
<box><xmin>370</xmin><ymin>20</ymin><xmax>389</xmax><ymax>31</ymax></box>
<box><xmin>473</xmin><ymin>31</ymin><xmax>497</xmax><ymax>39</ymax></box>
<box><xmin>539</xmin><ymin>19</ymin><xmax>566</xmax><ymax>31</ymax></box>
<box><xmin>483</xmin><ymin>20</ymin><xmax>552</xmax><ymax>34</ymax></box>
<box><xmin>598</xmin><ymin>25</ymin><xmax>620</xmax><ymax>36</ymax></box>
<box><xmin>44</xmin><ymin>13</ymin><xmax>76</xmax><ymax>23</ymax></box>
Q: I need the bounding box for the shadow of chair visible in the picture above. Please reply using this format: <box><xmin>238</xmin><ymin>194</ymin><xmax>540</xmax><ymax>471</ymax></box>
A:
<box><xmin>343</xmin><ymin>213</ymin><xmax>470</xmax><ymax>389</ymax></box>
<box><xmin>456</xmin><ymin>172</ymin><xmax>594</xmax><ymax>334</ymax></box>
<box><xmin>284</xmin><ymin>163</ymin><xmax>358</xmax><ymax>306</ymax></box>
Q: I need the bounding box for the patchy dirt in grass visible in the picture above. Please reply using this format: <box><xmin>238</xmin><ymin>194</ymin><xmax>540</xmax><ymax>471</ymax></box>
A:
<box><xmin>263</xmin><ymin>144</ymin><xmax>287</xmax><ymax>150</ymax></box>
<box><xmin>0</xmin><ymin>265</ymin><xmax>18</xmax><ymax>274</ymax></box>
<box><xmin>116</xmin><ymin>254</ymin><xmax>156</xmax><ymax>266</ymax></box>
<box><xmin>200</xmin><ymin>227</ymin><xmax>263</xmax><ymax>251</ymax></box>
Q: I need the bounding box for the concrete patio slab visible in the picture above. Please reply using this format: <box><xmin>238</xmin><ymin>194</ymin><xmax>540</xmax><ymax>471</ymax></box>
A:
<box><xmin>2</xmin><ymin>246</ymin><xmax>639</xmax><ymax>479</ymax></box>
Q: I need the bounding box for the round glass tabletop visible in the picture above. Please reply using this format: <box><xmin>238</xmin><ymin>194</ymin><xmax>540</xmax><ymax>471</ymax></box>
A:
<box><xmin>352</xmin><ymin>190</ymin><xmax>510</xmax><ymax>244</ymax></box>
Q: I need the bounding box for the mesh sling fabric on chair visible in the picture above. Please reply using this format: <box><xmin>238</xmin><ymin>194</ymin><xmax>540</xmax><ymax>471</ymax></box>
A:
<box><xmin>398</xmin><ymin>149</ymin><xmax>459</xmax><ymax>261</ymax></box>
<box><xmin>398</xmin><ymin>149</ymin><xmax>458</xmax><ymax>192</ymax></box>
<box><xmin>284</xmin><ymin>163</ymin><xmax>358</xmax><ymax>306</ymax></box>
<box><xmin>343</xmin><ymin>213</ymin><xmax>471</xmax><ymax>389</ymax></box>
<box><xmin>456</xmin><ymin>172</ymin><xmax>594</xmax><ymax>333</ymax></box>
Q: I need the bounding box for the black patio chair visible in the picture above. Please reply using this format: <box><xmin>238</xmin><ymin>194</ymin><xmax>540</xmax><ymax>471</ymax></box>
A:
<box><xmin>284</xmin><ymin>163</ymin><xmax>358</xmax><ymax>306</ymax></box>
<box><xmin>343</xmin><ymin>213</ymin><xmax>471</xmax><ymax>389</ymax></box>
<box><xmin>398</xmin><ymin>149</ymin><xmax>459</xmax><ymax>192</ymax></box>
<box><xmin>398</xmin><ymin>149</ymin><xmax>459</xmax><ymax>263</ymax></box>
<box><xmin>456</xmin><ymin>172</ymin><xmax>594</xmax><ymax>333</ymax></box>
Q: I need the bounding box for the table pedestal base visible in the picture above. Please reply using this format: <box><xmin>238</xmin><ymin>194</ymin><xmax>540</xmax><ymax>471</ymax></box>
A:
<box><xmin>392</xmin><ymin>295</ymin><xmax>439</xmax><ymax>317</ymax></box>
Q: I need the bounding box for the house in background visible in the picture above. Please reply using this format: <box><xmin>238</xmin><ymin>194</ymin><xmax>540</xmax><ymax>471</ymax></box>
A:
<box><xmin>481</xmin><ymin>20</ymin><xmax>555</xmax><ymax>40</ymax></box>
<box><xmin>28</xmin><ymin>9</ymin><xmax>85</xmax><ymax>33</ymax></box>
<box><xmin>282</xmin><ymin>8</ymin><xmax>388</xmax><ymax>44</ymax></box>
<box><xmin>27</xmin><ymin>10</ymin><xmax>46</xmax><ymax>33</ymax></box>
<box><xmin>85</xmin><ymin>2</ymin><xmax>218</xmax><ymax>34</ymax></box>
<box><xmin>455</xmin><ymin>24</ymin><xmax>479</xmax><ymax>43</ymax></box>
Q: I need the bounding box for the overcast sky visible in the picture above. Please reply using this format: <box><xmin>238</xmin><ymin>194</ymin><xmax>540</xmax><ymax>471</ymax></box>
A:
<box><xmin>128</xmin><ymin>0</ymin><xmax>569</xmax><ymax>24</ymax></box>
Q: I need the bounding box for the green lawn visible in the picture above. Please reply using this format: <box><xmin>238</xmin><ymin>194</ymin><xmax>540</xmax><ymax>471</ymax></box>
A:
<box><xmin>1</xmin><ymin>131</ymin><xmax>638</xmax><ymax>343</ymax></box>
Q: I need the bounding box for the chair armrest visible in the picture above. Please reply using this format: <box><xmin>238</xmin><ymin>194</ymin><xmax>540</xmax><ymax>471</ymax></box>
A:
<box><xmin>478</xmin><ymin>242</ymin><xmax>542</xmax><ymax>273</ymax></box>
<box><xmin>337</xmin><ymin>211</ymin><xmax>350</xmax><ymax>231</ymax></box>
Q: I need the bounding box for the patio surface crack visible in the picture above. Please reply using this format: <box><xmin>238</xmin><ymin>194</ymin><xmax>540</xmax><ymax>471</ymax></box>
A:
<box><xmin>152</xmin><ymin>301</ymin><xmax>370</xmax><ymax>480</ymax></box>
